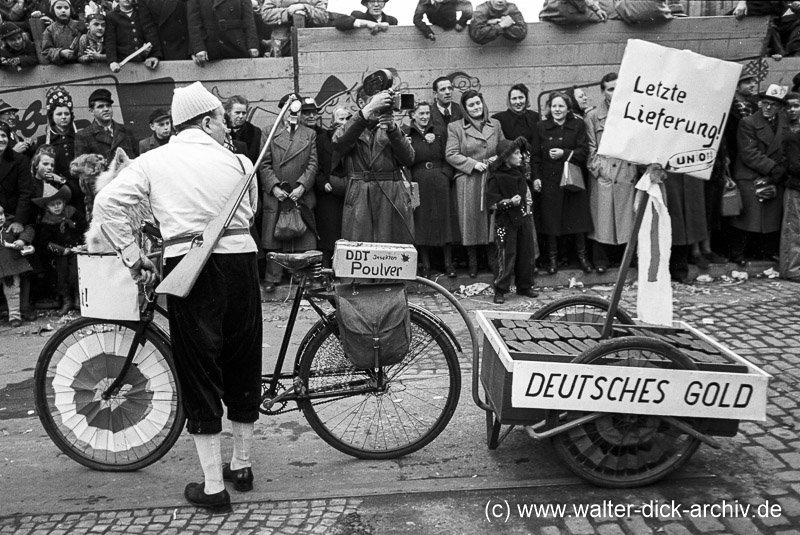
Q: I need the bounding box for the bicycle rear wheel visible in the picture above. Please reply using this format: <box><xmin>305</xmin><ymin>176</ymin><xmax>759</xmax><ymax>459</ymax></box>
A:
<box><xmin>35</xmin><ymin>317</ymin><xmax>185</xmax><ymax>471</ymax></box>
<box><xmin>532</xmin><ymin>295</ymin><xmax>635</xmax><ymax>325</ymax></box>
<box><xmin>297</xmin><ymin>307</ymin><xmax>461</xmax><ymax>460</ymax></box>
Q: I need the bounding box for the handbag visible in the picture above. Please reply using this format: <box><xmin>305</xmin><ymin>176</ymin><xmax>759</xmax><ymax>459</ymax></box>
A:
<box><xmin>274</xmin><ymin>202</ymin><xmax>307</xmax><ymax>241</ymax></box>
<box><xmin>560</xmin><ymin>152</ymin><xmax>586</xmax><ymax>192</ymax></box>
<box><xmin>720</xmin><ymin>169</ymin><xmax>742</xmax><ymax>217</ymax></box>
<box><xmin>335</xmin><ymin>282</ymin><xmax>411</xmax><ymax>369</ymax></box>
<box><xmin>613</xmin><ymin>0</ymin><xmax>672</xmax><ymax>24</ymax></box>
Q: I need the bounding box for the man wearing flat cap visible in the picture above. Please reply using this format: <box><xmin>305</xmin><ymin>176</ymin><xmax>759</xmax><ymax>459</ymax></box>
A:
<box><xmin>75</xmin><ymin>88</ymin><xmax>139</xmax><ymax>161</ymax></box>
<box><xmin>0</xmin><ymin>99</ymin><xmax>33</xmax><ymax>155</ymax></box>
<box><xmin>93</xmin><ymin>81</ymin><xmax>261</xmax><ymax>514</ymax></box>
<box><xmin>139</xmin><ymin>108</ymin><xmax>173</xmax><ymax>154</ymax></box>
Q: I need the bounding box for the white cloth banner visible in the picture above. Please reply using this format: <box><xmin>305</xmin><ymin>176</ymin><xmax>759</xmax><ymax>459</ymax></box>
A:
<box><xmin>636</xmin><ymin>172</ymin><xmax>673</xmax><ymax>326</ymax></box>
<box><xmin>597</xmin><ymin>39</ymin><xmax>742</xmax><ymax>180</ymax></box>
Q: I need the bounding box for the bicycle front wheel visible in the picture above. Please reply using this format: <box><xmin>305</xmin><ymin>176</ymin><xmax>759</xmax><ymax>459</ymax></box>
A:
<box><xmin>297</xmin><ymin>307</ymin><xmax>461</xmax><ymax>460</ymax></box>
<box><xmin>34</xmin><ymin>317</ymin><xmax>185</xmax><ymax>471</ymax></box>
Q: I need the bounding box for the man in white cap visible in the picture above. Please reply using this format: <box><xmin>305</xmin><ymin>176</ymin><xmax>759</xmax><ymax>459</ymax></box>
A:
<box><xmin>92</xmin><ymin>81</ymin><xmax>261</xmax><ymax>513</ymax></box>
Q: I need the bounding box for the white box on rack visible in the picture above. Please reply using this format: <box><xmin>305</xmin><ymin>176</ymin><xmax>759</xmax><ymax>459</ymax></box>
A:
<box><xmin>332</xmin><ymin>240</ymin><xmax>417</xmax><ymax>280</ymax></box>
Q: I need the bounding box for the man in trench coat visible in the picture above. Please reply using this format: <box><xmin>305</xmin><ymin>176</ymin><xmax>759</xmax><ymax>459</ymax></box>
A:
<box><xmin>584</xmin><ymin>72</ymin><xmax>637</xmax><ymax>273</ymax></box>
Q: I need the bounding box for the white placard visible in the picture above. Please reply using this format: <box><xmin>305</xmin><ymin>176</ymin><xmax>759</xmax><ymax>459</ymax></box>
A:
<box><xmin>597</xmin><ymin>39</ymin><xmax>742</xmax><ymax>179</ymax></box>
<box><xmin>332</xmin><ymin>240</ymin><xmax>418</xmax><ymax>280</ymax></box>
<box><xmin>511</xmin><ymin>360</ymin><xmax>767</xmax><ymax>421</ymax></box>
<box><xmin>78</xmin><ymin>253</ymin><xmax>140</xmax><ymax>321</ymax></box>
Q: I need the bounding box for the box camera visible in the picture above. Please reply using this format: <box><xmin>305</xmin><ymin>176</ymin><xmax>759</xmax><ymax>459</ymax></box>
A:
<box><xmin>363</xmin><ymin>69</ymin><xmax>415</xmax><ymax>112</ymax></box>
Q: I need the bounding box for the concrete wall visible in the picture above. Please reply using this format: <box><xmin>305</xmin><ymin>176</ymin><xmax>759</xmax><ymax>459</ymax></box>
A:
<box><xmin>0</xmin><ymin>16</ymin><xmax>767</xmax><ymax>142</ymax></box>
<box><xmin>296</xmin><ymin>17</ymin><xmax>767</xmax><ymax>120</ymax></box>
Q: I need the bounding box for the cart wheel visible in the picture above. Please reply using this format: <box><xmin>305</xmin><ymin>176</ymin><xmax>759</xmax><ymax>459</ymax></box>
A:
<box><xmin>532</xmin><ymin>296</ymin><xmax>635</xmax><ymax>325</ymax></box>
<box><xmin>486</xmin><ymin>410</ymin><xmax>502</xmax><ymax>450</ymax></box>
<box><xmin>546</xmin><ymin>336</ymin><xmax>706</xmax><ymax>488</ymax></box>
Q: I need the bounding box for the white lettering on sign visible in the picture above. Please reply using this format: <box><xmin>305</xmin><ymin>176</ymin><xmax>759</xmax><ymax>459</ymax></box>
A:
<box><xmin>511</xmin><ymin>361</ymin><xmax>767</xmax><ymax>421</ymax></box>
<box><xmin>598</xmin><ymin>39</ymin><xmax>742</xmax><ymax>179</ymax></box>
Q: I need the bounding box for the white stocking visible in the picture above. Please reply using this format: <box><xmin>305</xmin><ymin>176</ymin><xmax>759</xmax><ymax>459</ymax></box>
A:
<box><xmin>192</xmin><ymin>433</ymin><xmax>224</xmax><ymax>494</ymax></box>
<box><xmin>230</xmin><ymin>421</ymin><xmax>254</xmax><ymax>470</ymax></box>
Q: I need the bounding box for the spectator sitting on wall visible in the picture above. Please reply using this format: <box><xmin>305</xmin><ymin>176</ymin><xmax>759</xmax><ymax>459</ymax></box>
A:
<box><xmin>334</xmin><ymin>0</ymin><xmax>397</xmax><ymax>34</ymax></box>
<box><xmin>106</xmin><ymin>0</ymin><xmax>162</xmax><ymax>72</ymax></box>
<box><xmin>138</xmin><ymin>0</ymin><xmax>191</xmax><ymax>61</ymax></box>
<box><xmin>469</xmin><ymin>0</ymin><xmax>526</xmax><ymax>45</ymax></box>
<box><xmin>74</xmin><ymin>88</ymin><xmax>139</xmax><ymax>162</ymax></box>
<box><xmin>413</xmin><ymin>0</ymin><xmax>473</xmax><ymax>41</ymax></box>
<box><xmin>0</xmin><ymin>100</ymin><xmax>32</xmax><ymax>155</ymax></box>
<box><xmin>225</xmin><ymin>95</ymin><xmax>263</xmax><ymax>165</ymax></box>
<box><xmin>77</xmin><ymin>11</ymin><xmax>105</xmax><ymax>64</ymax></box>
<box><xmin>139</xmin><ymin>108</ymin><xmax>173</xmax><ymax>155</ymax></box>
<box><xmin>0</xmin><ymin>21</ymin><xmax>38</xmax><ymax>70</ymax></box>
<box><xmin>260</xmin><ymin>0</ymin><xmax>329</xmax><ymax>58</ymax></box>
<box><xmin>41</xmin><ymin>0</ymin><xmax>82</xmax><ymax>65</ymax></box>
<box><xmin>187</xmin><ymin>0</ymin><xmax>260</xmax><ymax>65</ymax></box>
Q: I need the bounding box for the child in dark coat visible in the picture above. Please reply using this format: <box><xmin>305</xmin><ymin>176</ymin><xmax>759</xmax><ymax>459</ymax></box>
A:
<box><xmin>41</xmin><ymin>0</ymin><xmax>82</xmax><ymax>65</ymax></box>
<box><xmin>486</xmin><ymin>136</ymin><xmax>537</xmax><ymax>304</ymax></box>
<box><xmin>33</xmin><ymin>185</ymin><xmax>85</xmax><ymax>315</ymax></box>
<box><xmin>0</xmin><ymin>22</ymin><xmax>39</xmax><ymax>70</ymax></box>
<box><xmin>0</xmin><ymin>205</ymin><xmax>35</xmax><ymax>327</ymax></box>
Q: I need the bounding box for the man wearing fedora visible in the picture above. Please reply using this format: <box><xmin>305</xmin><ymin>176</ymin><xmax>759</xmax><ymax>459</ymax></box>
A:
<box><xmin>729</xmin><ymin>83</ymin><xmax>790</xmax><ymax>266</ymax></box>
<box><xmin>138</xmin><ymin>108</ymin><xmax>173</xmax><ymax>155</ymax></box>
<box><xmin>0</xmin><ymin>99</ymin><xmax>32</xmax><ymax>155</ymax></box>
<box><xmin>74</xmin><ymin>88</ymin><xmax>139</xmax><ymax>162</ymax></box>
<box><xmin>93</xmin><ymin>81</ymin><xmax>261</xmax><ymax>513</ymax></box>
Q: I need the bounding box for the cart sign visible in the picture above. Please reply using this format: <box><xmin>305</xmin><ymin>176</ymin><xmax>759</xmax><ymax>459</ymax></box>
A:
<box><xmin>597</xmin><ymin>39</ymin><xmax>741</xmax><ymax>179</ymax></box>
<box><xmin>511</xmin><ymin>361</ymin><xmax>768</xmax><ymax>421</ymax></box>
<box><xmin>333</xmin><ymin>240</ymin><xmax>418</xmax><ymax>280</ymax></box>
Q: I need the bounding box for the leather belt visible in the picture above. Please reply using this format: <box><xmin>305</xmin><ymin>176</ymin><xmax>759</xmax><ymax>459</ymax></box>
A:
<box><xmin>163</xmin><ymin>227</ymin><xmax>250</xmax><ymax>249</ymax></box>
<box><xmin>350</xmin><ymin>171</ymin><xmax>402</xmax><ymax>182</ymax></box>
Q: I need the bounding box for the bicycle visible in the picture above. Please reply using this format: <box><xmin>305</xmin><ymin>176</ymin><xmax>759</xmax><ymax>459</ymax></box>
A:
<box><xmin>34</xmin><ymin>233</ymin><xmax>463</xmax><ymax>472</ymax></box>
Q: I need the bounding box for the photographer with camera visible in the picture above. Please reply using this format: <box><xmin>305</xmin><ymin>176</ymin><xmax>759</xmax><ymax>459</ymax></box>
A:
<box><xmin>332</xmin><ymin>70</ymin><xmax>415</xmax><ymax>244</ymax></box>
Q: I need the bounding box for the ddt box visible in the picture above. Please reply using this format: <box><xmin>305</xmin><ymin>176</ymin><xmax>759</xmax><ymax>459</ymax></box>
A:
<box><xmin>78</xmin><ymin>252</ymin><xmax>140</xmax><ymax>321</ymax></box>
<box><xmin>332</xmin><ymin>240</ymin><xmax>417</xmax><ymax>280</ymax></box>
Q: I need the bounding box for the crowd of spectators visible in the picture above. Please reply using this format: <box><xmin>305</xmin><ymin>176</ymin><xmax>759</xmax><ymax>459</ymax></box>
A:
<box><xmin>3</xmin><ymin>58</ymin><xmax>800</xmax><ymax>325</ymax></box>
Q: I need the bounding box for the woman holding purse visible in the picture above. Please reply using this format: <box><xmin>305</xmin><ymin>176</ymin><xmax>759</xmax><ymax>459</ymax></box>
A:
<box><xmin>531</xmin><ymin>91</ymin><xmax>593</xmax><ymax>274</ymax></box>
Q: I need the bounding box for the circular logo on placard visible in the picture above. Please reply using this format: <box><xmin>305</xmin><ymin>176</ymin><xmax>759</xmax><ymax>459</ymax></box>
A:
<box><xmin>667</xmin><ymin>149</ymin><xmax>717</xmax><ymax>173</ymax></box>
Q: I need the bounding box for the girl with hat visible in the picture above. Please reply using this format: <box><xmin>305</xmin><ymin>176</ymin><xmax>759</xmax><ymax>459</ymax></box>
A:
<box><xmin>32</xmin><ymin>183</ymin><xmax>85</xmax><ymax>315</ymax></box>
<box><xmin>0</xmin><ymin>202</ymin><xmax>34</xmax><ymax>327</ymax></box>
<box><xmin>334</xmin><ymin>0</ymin><xmax>398</xmax><ymax>33</ymax></box>
<box><xmin>0</xmin><ymin>21</ymin><xmax>39</xmax><ymax>70</ymax></box>
<box><xmin>41</xmin><ymin>0</ymin><xmax>81</xmax><ymax>64</ymax></box>
<box><xmin>33</xmin><ymin>88</ymin><xmax>84</xmax><ymax>213</ymax></box>
<box><xmin>487</xmin><ymin>136</ymin><xmax>537</xmax><ymax>303</ymax></box>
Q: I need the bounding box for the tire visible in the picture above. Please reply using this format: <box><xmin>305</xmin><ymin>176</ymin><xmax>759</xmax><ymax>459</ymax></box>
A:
<box><xmin>34</xmin><ymin>317</ymin><xmax>185</xmax><ymax>471</ymax></box>
<box><xmin>532</xmin><ymin>295</ymin><xmax>635</xmax><ymax>325</ymax></box>
<box><xmin>546</xmin><ymin>336</ymin><xmax>705</xmax><ymax>488</ymax></box>
<box><xmin>297</xmin><ymin>307</ymin><xmax>461</xmax><ymax>460</ymax></box>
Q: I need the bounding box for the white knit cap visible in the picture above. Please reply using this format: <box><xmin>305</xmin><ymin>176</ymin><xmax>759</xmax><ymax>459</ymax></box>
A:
<box><xmin>171</xmin><ymin>81</ymin><xmax>222</xmax><ymax>126</ymax></box>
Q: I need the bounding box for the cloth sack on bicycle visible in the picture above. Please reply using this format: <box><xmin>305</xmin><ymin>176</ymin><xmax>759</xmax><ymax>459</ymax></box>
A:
<box><xmin>335</xmin><ymin>282</ymin><xmax>411</xmax><ymax>369</ymax></box>
<box><xmin>274</xmin><ymin>201</ymin><xmax>307</xmax><ymax>241</ymax></box>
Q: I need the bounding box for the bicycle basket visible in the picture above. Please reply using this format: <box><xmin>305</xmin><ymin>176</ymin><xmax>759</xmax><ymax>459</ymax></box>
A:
<box><xmin>335</xmin><ymin>282</ymin><xmax>411</xmax><ymax>369</ymax></box>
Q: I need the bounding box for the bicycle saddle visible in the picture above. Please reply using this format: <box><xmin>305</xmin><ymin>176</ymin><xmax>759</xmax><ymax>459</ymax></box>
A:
<box><xmin>268</xmin><ymin>250</ymin><xmax>323</xmax><ymax>271</ymax></box>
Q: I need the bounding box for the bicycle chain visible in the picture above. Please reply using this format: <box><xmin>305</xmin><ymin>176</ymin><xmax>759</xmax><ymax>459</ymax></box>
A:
<box><xmin>260</xmin><ymin>379</ymin><xmax>350</xmax><ymax>415</ymax></box>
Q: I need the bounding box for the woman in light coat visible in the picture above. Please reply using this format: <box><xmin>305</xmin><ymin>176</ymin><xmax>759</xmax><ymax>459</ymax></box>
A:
<box><xmin>446</xmin><ymin>89</ymin><xmax>506</xmax><ymax>277</ymax></box>
<box><xmin>584</xmin><ymin>73</ymin><xmax>637</xmax><ymax>273</ymax></box>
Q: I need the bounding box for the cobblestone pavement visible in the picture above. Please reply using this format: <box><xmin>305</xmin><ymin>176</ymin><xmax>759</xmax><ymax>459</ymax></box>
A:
<box><xmin>1</xmin><ymin>275</ymin><xmax>800</xmax><ymax>534</ymax></box>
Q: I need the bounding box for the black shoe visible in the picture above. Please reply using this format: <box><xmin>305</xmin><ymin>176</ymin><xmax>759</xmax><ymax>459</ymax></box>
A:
<box><xmin>689</xmin><ymin>253</ymin><xmax>710</xmax><ymax>270</ymax></box>
<box><xmin>184</xmin><ymin>482</ymin><xmax>232</xmax><ymax>513</ymax></box>
<box><xmin>468</xmin><ymin>270</ymin><xmax>477</xmax><ymax>278</ymax></box>
<box><xmin>10</xmin><ymin>319</ymin><xmax>22</xmax><ymax>328</ymax></box>
<box><xmin>493</xmin><ymin>292</ymin><xmax>505</xmax><ymax>304</ymax></box>
<box><xmin>731</xmin><ymin>256</ymin><xmax>747</xmax><ymax>267</ymax></box>
<box><xmin>262</xmin><ymin>282</ymin><xmax>275</xmax><ymax>293</ymax></box>
<box><xmin>445</xmin><ymin>265</ymin><xmax>457</xmax><ymax>278</ymax></box>
<box><xmin>516</xmin><ymin>288</ymin><xmax>539</xmax><ymax>298</ymax></box>
<box><xmin>21</xmin><ymin>310</ymin><xmax>36</xmax><ymax>322</ymax></box>
<box><xmin>595</xmin><ymin>265</ymin><xmax>608</xmax><ymax>274</ymax></box>
<box><xmin>222</xmin><ymin>463</ymin><xmax>254</xmax><ymax>492</ymax></box>
<box><xmin>577</xmin><ymin>255</ymin><xmax>593</xmax><ymax>273</ymax></box>
<box><xmin>547</xmin><ymin>257</ymin><xmax>558</xmax><ymax>275</ymax></box>
<box><xmin>704</xmin><ymin>251</ymin><xmax>728</xmax><ymax>264</ymax></box>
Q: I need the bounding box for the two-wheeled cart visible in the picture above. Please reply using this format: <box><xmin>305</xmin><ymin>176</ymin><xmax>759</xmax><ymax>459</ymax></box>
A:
<box><xmin>471</xmin><ymin>187</ymin><xmax>771</xmax><ymax>488</ymax></box>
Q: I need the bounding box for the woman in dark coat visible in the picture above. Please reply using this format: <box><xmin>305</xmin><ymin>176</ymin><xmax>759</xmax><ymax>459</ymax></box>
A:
<box><xmin>665</xmin><ymin>173</ymin><xmax>708</xmax><ymax>282</ymax></box>
<box><xmin>33</xmin><ymin>87</ymin><xmax>83</xmax><ymax>214</ymax></box>
<box><xmin>187</xmin><ymin>0</ymin><xmax>259</xmax><ymax>62</ymax></box>
<box><xmin>313</xmin><ymin>107</ymin><xmax>349</xmax><ymax>268</ymax></box>
<box><xmin>531</xmin><ymin>91</ymin><xmax>592</xmax><ymax>274</ymax></box>
<box><xmin>404</xmin><ymin>101</ymin><xmax>460</xmax><ymax>278</ymax></box>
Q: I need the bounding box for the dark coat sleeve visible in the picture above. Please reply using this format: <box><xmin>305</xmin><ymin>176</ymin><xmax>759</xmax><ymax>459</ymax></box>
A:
<box><xmin>738</xmin><ymin>117</ymin><xmax>778</xmax><ymax>177</ymax></box>
<box><xmin>186</xmin><ymin>0</ymin><xmax>205</xmax><ymax>54</ymax></box>
<box><xmin>413</xmin><ymin>2</ymin><xmax>433</xmax><ymax>37</ymax></box>
<box><xmin>12</xmin><ymin>154</ymin><xmax>35</xmax><ymax>225</ymax></box>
